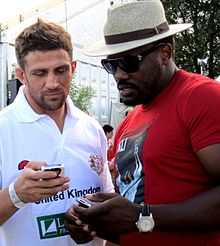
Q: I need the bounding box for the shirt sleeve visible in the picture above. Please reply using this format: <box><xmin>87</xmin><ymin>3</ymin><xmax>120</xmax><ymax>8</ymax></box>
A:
<box><xmin>182</xmin><ymin>82</ymin><xmax>220</xmax><ymax>152</ymax></box>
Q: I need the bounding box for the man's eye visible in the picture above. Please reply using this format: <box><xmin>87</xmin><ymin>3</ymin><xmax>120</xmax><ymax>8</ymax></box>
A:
<box><xmin>33</xmin><ymin>71</ymin><xmax>46</xmax><ymax>76</ymax></box>
<box><xmin>57</xmin><ymin>67</ymin><xmax>68</xmax><ymax>74</ymax></box>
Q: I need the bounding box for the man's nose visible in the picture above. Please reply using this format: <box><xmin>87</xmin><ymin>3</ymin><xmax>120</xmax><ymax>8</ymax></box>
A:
<box><xmin>45</xmin><ymin>73</ymin><xmax>59</xmax><ymax>89</ymax></box>
<box><xmin>114</xmin><ymin>66</ymin><xmax>129</xmax><ymax>82</ymax></box>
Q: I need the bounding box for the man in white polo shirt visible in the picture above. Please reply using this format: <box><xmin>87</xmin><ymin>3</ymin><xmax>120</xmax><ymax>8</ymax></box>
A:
<box><xmin>0</xmin><ymin>18</ymin><xmax>113</xmax><ymax>246</ymax></box>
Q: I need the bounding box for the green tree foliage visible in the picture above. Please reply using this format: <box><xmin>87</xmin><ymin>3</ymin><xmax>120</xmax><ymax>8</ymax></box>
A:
<box><xmin>162</xmin><ymin>0</ymin><xmax>219</xmax><ymax>78</ymax></box>
<box><xmin>69</xmin><ymin>79</ymin><xmax>95</xmax><ymax>112</ymax></box>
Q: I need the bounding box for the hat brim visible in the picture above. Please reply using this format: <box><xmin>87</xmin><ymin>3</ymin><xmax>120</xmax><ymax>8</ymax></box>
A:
<box><xmin>84</xmin><ymin>23</ymin><xmax>192</xmax><ymax>57</ymax></box>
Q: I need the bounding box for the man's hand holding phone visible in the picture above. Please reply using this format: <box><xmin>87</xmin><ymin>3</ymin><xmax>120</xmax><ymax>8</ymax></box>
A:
<box><xmin>64</xmin><ymin>196</ymin><xmax>99</xmax><ymax>244</ymax></box>
<box><xmin>11</xmin><ymin>161</ymin><xmax>69</xmax><ymax>205</ymax></box>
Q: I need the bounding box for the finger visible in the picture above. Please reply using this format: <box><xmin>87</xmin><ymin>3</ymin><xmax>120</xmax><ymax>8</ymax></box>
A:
<box><xmin>39</xmin><ymin>182</ymin><xmax>70</xmax><ymax>194</ymax></box>
<box><xmin>90</xmin><ymin>230</ymin><xmax>96</xmax><ymax>238</ymax></box>
<box><xmin>64</xmin><ymin>223</ymin><xmax>93</xmax><ymax>244</ymax></box>
<box><xmin>74</xmin><ymin>202</ymin><xmax>108</xmax><ymax>222</ymax></box>
<box><xmin>64</xmin><ymin>220</ymin><xmax>80</xmax><ymax>231</ymax></box>
<box><xmin>85</xmin><ymin>192</ymin><xmax>119</xmax><ymax>202</ymax></box>
<box><xmin>64</xmin><ymin>207</ymin><xmax>78</xmax><ymax>223</ymax></box>
<box><xmin>83</xmin><ymin>224</ymin><xmax>90</xmax><ymax>232</ymax></box>
<box><xmin>81</xmin><ymin>223</ymin><xmax>96</xmax><ymax>235</ymax></box>
<box><xmin>25</xmin><ymin>161</ymin><xmax>47</xmax><ymax>171</ymax></box>
<box><xmin>40</xmin><ymin>170</ymin><xmax>63</xmax><ymax>180</ymax></box>
<box><xmin>75</xmin><ymin>219</ymin><xmax>83</xmax><ymax>226</ymax></box>
<box><xmin>22</xmin><ymin>164</ymin><xmax>58</xmax><ymax>181</ymax></box>
<box><xmin>21</xmin><ymin>180</ymin><xmax>69</xmax><ymax>200</ymax></box>
<box><xmin>24</xmin><ymin>162</ymin><xmax>68</xmax><ymax>180</ymax></box>
<box><xmin>21</xmin><ymin>177</ymin><xmax>69</xmax><ymax>195</ymax></box>
<box><xmin>37</xmin><ymin>176</ymin><xmax>70</xmax><ymax>187</ymax></box>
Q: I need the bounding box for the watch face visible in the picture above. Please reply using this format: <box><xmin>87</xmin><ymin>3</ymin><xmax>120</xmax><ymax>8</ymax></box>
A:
<box><xmin>137</xmin><ymin>216</ymin><xmax>155</xmax><ymax>232</ymax></box>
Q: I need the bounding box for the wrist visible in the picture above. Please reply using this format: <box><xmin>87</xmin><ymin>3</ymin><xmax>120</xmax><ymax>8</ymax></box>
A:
<box><xmin>132</xmin><ymin>203</ymin><xmax>142</xmax><ymax>231</ymax></box>
<box><xmin>8</xmin><ymin>182</ymin><xmax>26</xmax><ymax>209</ymax></box>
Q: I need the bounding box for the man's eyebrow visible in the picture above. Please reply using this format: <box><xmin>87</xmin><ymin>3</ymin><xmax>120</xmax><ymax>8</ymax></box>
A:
<box><xmin>30</xmin><ymin>68</ymin><xmax>47</xmax><ymax>73</ymax></box>
<box><xmin>55</xmin><ymin>64</ymin><xmax>70</xmax><ymax>69</ymax></box>
<box><xmin>31</xmin><ymin>64</ymin><xmax>70</xmax><ymax>73</ymax></box>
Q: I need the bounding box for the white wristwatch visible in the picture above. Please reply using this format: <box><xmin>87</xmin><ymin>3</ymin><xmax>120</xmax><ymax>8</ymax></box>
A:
<box><xmin>9</xmin><ymin>182</ymin><xmax>26</xmax><ymax>209</ymax></box>
<box><xmin>135</xmin><ymin>204</ymin><xmax>155</xmax><ymax>232</ymax></box>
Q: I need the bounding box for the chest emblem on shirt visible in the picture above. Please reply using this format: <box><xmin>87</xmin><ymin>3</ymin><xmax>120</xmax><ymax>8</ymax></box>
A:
<box><xmin>18</xmin><ymin>160</ymin><xmax>29</xmax><ymax>170</ymax></box>
<box><xmin>88</xmin><ymin>154</ymin><xmax>104</xmax><ymax>175</ymax></box>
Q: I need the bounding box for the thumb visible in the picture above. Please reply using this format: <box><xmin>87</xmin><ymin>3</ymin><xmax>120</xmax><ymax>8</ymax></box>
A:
<box><xmin>85</xmin><ymin>192</ymin><xmax>119</xmax><ymax>202</ymax></box>
<box><xmin>26</xmin><ymin>161</ymin><xmax>47</xmax><ymax>171</ymax></box>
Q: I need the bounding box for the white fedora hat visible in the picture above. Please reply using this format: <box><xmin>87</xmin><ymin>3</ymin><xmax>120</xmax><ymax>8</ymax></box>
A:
<box><xmin>84</xmin><ymin>0</ymin><xmax>192</xmax><ymax>56</ymax></box>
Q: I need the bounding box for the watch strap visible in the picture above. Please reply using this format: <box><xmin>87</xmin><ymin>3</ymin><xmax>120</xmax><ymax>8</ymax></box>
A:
<box><xmin>9</xmin><ymin>182</ymin><xmax>26</xmax><ymax>209</ymax></box>
<box><xmin>141</xmin><ymin>203</ymin><xmax>151</xmax><ymax>216</ymax></box>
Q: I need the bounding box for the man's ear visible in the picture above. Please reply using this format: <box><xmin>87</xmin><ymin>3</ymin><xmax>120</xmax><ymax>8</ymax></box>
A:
<box><xmin>15</xmin><ymin>67</ymin><xmax>26</xmax><ymax>85</ymax></box>
<box><xmin>161</xmin><ymin>43</ymin><xmax>172</xmax><ymax>64</ymax></box>
<box><xmin>71</xmin><ymin>60</ymin><xmax>77</xmax><ymax>74</ymax></box>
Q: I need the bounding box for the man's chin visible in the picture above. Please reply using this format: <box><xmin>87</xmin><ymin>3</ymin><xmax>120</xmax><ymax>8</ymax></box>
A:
<box><xmin>121</xmin><ymin>97</ymin><xmax>140</xmax><ymax>106</ymax></box>
<box><xmin>41</xmin><ymin>100</ymin><xmax>65</xmax><ymax>111</ymax></box>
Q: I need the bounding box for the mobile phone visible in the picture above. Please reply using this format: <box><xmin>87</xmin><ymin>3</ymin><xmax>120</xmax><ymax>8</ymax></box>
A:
<box><xmin>76</xmin><ymin>197</ymin><xmax>97</xmax><ymax>208</ymax></box>
<box><xmin>41</xmin><ymin>164</ymin><xmax>64</xmax><ymax>177</ymax></box>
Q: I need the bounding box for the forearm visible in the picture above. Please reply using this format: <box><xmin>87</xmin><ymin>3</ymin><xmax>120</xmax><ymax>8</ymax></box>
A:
<box><xmin>0</xmin><ymin>187</ymin><xmax>19</xmax><ymax>226</ymax></box>
<box><xmin>151</xmin><ymin>186</ymin><xmax>220</xmax><ymax>231</ymax></box>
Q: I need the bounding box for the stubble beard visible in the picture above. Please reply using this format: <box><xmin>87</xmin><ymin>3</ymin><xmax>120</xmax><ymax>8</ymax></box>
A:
<box><xmin>39</xmin><ymin>93</ymin><xmax>66</xmax><ymax>111</ymax></box>
<box><xmin>29</xmin><ymin>86</ymin><xmax>67</xmax><ymax>111</ymax></box>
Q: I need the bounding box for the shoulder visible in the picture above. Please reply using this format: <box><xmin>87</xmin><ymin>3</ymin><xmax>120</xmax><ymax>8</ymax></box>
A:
<box><xmin>0</xmin><ymin>104</ymin><xmax>15</xmax><ymax>125</ymax></box>
<box><xmin>175</xmin><ymin>71</ymin><xmax>220</xmax><ymax>111</ymax></box>
<box><xmin>67</xmin><ymin>98</ymin><xmax>104</xmax><ymax>135</ymax></box>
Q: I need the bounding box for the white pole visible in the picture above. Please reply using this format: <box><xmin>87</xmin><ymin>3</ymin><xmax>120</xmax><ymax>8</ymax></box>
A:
<box><xmin>0</xmin><ymin>42</ymin><xmax>8</xmax><ymax>110</ymax></box>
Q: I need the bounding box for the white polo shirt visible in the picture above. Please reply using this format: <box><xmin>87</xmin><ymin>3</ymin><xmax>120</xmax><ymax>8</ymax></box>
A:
<box><xmin>0</xmin><ymin>86</ymin><xmax>114</xmax><ymax>246</ymax></box>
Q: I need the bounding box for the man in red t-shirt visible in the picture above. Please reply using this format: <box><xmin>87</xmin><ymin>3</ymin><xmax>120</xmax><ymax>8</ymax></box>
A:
<box><xmin>65</xmin><ymin>1</ymin><xmax>220</xmax><ymax>245</ymax></box>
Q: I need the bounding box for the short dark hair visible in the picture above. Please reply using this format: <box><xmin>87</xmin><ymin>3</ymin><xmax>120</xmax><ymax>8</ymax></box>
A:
<box><xmin>102</xmin><ymin>124</ymin><xmax>114</xmax><ymax>134</ymax></box>
<box><xmin>15</xmin><ymin>18</ymin><xmax>73</xmax><ymax>69</ymax></box>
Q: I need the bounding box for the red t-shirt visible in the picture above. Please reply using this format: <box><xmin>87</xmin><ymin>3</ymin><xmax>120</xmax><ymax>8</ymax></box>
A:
<box><xmin>114</xmin><ymin>70</ymin><xmax>220</xmax><ymax>246</ymax></box>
